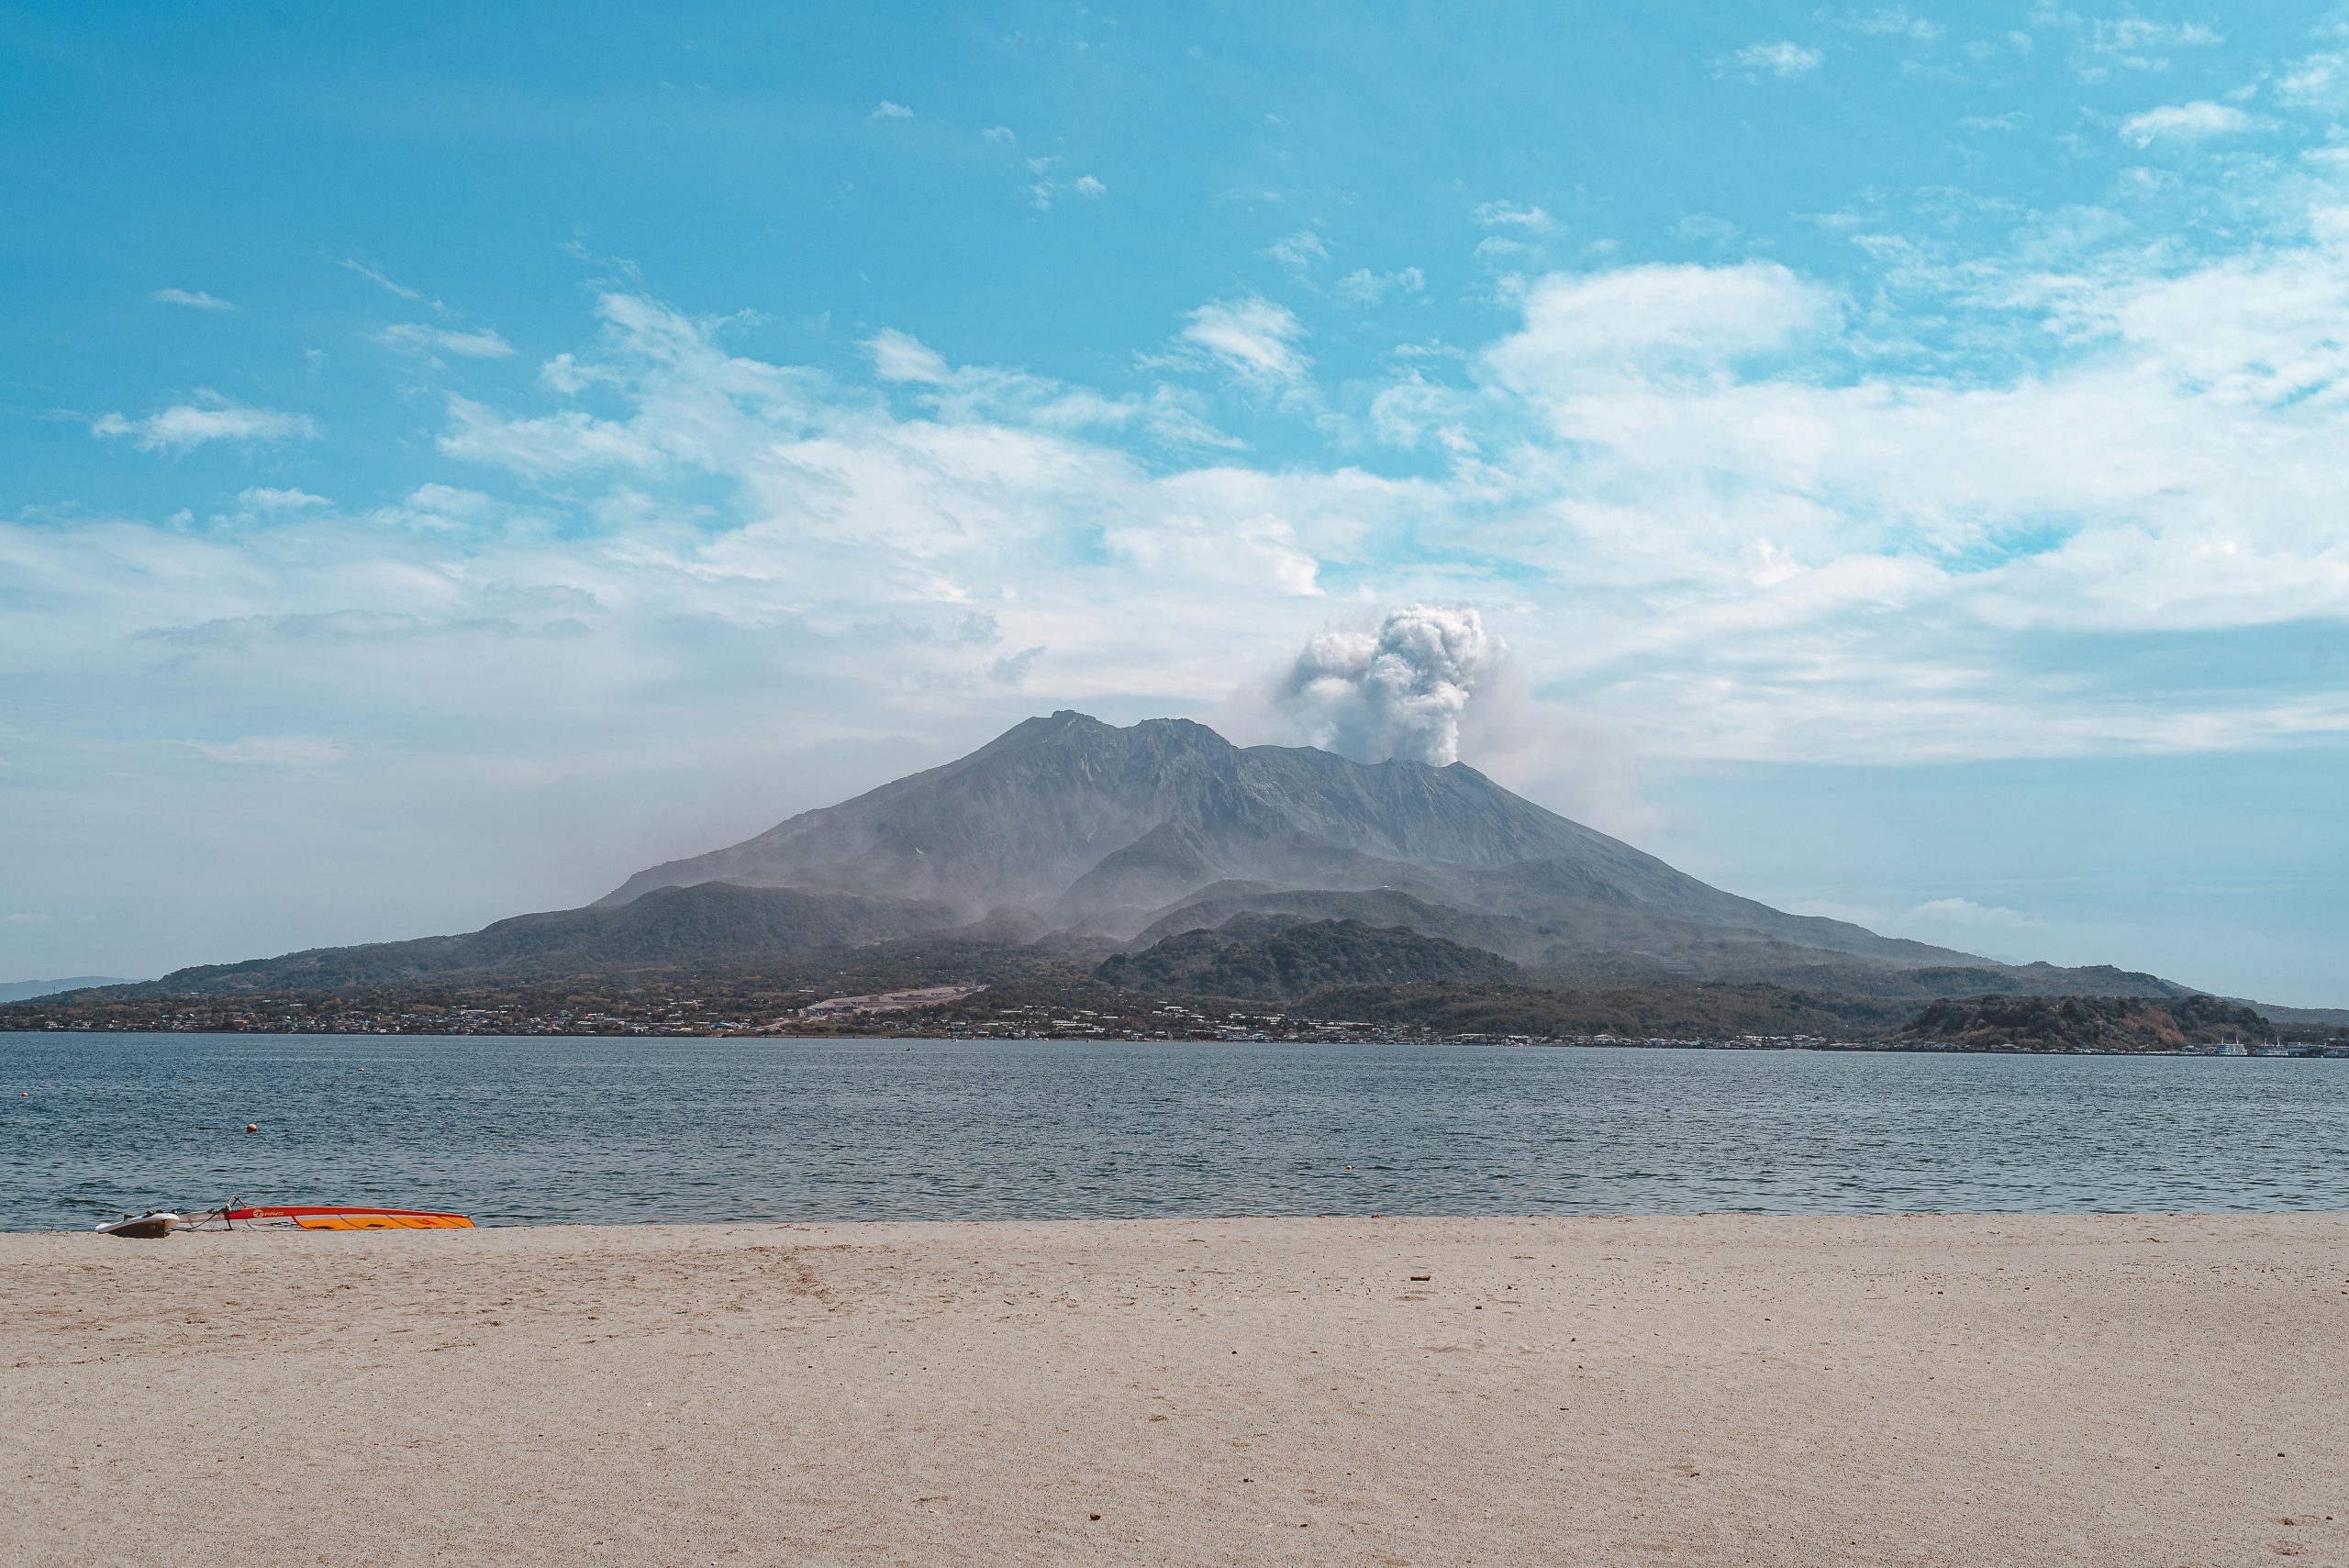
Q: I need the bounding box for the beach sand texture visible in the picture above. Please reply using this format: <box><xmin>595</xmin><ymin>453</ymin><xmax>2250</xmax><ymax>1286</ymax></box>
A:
<box><xmin>4</xmin><ymin>1214</ymin><xmax>2344</xmax><ymax>1567</ymax></box>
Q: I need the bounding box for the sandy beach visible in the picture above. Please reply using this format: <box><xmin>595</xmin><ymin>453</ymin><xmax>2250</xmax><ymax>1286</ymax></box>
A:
<box><xmin>4</xmin><ymin>1214</ymin><xmax>2344</xmax><ymax>1567</ymax></box>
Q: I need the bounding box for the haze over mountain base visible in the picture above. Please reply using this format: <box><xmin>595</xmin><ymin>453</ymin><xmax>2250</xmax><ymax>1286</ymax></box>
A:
<box><xmin>11</xmin><ymin>713</ymin><xmax>2334</xmax><ymax>1043</ymax></box>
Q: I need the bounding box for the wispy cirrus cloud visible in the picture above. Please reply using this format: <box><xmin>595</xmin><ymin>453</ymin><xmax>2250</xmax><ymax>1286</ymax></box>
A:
<box><xmin>1473</xmin><ymin>200</ymin><xmax>1555</xmax><ymax>231</ymax></box>
<box><xmin>150</xmin><ymin>287</ymin><xmax>232</xmax><ymax>310</ymax></box>
<box><xmin>1180</xmin><ymin>296</ymin><xmax>1311</xmax><ymax>390</ymax></box>
<box><xmin>341</xmin><ymin>258</ymin><xmax>423</xmax><ymax>301</ymax></box>
<box><xmin>2120</xmin><ymin>100</ymin><xmax>2258</xmax><ymax>148</ymax></box>
<box><xmin>1720</xmin><ymin>40</ymin><xmax>1822</xmax><ymax>79</ymax></box>
<box><xmin>1841</xmin><ymin>7</ymin><xmax>1942</xmax><ymax>43</ymax></box>
<box><xmin>2041</xmin><ymin>14</ymin><xmax>2225</xmax><ymax>82</ymax></box>
<box><xmin>1022</xmin><ymin>158</ymin><xmax>1108</xmax><ymax>211</ymax></box>
<box><xmin>371</xmin><ymin>322</ymin><xmax>517</xmax><ymax>360</ymax></box>
<box><xmin>2277</xmin><ymin>52</ymin><xmax>2344</xmax><ymax>106</ymax></box>
<box><xmin>1335</xmin><ymin>266</ymin><xmax>1425</xmax><ymax>306</ymax></box>
<box><xmin>1266</xmin><ymin>229</ymin><xmax>1330</xmax><ymax>271</ymax></box>
<box><xmin>237</xmin><ymin>486</ymin><xmax>332</xmax><ymax>512</ymax></box>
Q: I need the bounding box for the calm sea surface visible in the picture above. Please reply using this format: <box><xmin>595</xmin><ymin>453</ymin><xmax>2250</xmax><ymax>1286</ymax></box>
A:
<box><xmin>4</xmin><ymin>1032</ymin><xmax>2345</xmax><ymax>1229</ymax></box>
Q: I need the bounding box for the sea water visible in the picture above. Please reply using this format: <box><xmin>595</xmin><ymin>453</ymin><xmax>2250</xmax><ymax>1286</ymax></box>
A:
<box><xmin>4</xmin><ymin>1032</ymin><xmax>2344</xmax><ymax>1229</ymax></box>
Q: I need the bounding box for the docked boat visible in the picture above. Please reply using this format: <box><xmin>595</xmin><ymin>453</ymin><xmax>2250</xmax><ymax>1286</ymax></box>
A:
<box><xmin>95</xmin><ymin>1211</ymin><xmax>181</xmax><ymax>1239</ymax></box>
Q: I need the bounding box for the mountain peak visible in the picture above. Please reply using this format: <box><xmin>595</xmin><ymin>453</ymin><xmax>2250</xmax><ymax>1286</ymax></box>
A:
<box><xmin>590</xmin><ymin>711</ymin><xmax>1966</xmax><ymax>978</ymax></box>
<box><xmin>106</xmin><ymin>708</ymin><xmax>2220</xmax><ymax>1008</ymax></box>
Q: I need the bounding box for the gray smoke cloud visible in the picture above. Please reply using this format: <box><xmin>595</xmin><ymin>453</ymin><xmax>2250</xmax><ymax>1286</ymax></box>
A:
<box><xmin>1275</xmin><ymin>603</ymin><xmax>1501</xmax><ymax>765</ymax></box>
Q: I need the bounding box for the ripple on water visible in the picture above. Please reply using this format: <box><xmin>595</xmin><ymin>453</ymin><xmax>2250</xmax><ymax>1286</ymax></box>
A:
<box><xmin>2</xmin><ymin>1034</ymin><xmax>2345</xmax><ymax>1229</ymax></box>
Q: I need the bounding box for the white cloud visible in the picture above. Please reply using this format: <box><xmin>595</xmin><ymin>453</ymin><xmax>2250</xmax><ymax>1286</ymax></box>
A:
<box><xmin>1473</xmin><ymin>201</ymin><xmax>1555</xmax><ymax>231</ymax></box>
<box><xmin>866</xmin><ymin>328</ymin><xmax>952</xmax><ymax>384</ymax></box>
<box><xmin>237</xmin><ymin>487</ymin><xmax>332</xmax><ymax>512</ymax></box>
<box><xmin>342</xmin><ymin>259</ymin><xmax>422</xmax><ymax>301</ymax></box>
<box><xmin>539</xmin><ymin>352</ymin><xmax>615</xmax><ymax>395</ymax></box>
<box><xmin>982</xmin><ymin>125</ymin><xmax>1016</xmax><ymax>144</ymax></box>
<box><xmin>1020</xmin><ymin>161</ymin><xmax>1105</xmax><ymax>210</ymax></box>
<box><xmin>370</xmin><ymin>483</ymin><xmax>513</xmax><ymax>533</ymax></box>
<box><xmin>372</xmin><ymin>323</ymin><xmax>517</xmax><ymax>360</ymax></box>
<box><xmin>1898</xmin><ymin>896</ymin><xmax>2043</xmax><ymax>929</ymax></box>
<box><xmin>2120</xmin><ymin>101</ymin><xmax>2256</xmax><ymax>148</ymax></box>
<box><xmin>2067</xmin><ymin>17</ymin><xmax>2224</xmax><ymax>80</ymax></box>
<box><xmin>2278</xmin><ymin>53</ymin><xmax>2343</xmax><ymax>105</ymax></box>
<box><xmin>1474</xmin><ymin>236</ymin><xmax>1537</xmax><ymax>271</ymax></box>
<box><xmin>1724</xmin><ymin>40</ymin><xmax>1822</xmax><ymax>78</ymax></box>
<box><xmin>871</xmin><ymin>100</ymin><xmax>913</xmax><ymax>119</ymax></box>
<box><xmin>1266</xmin><ymin>229</ymin><xmax>1329</xmax><ymax>270</ymax></box>
<box><xmin>92</xmin><ymin>395</ymin><xmax>320</xmax><ymax>452</ymax></box>
<box><xmin>1486</xmin><ymin>261</ymin><xmax>1835</xmax><ymax>389</ymax></box>
<box><xmin>1334</xmin><ymin>267</ymin><xmax>1426</xmax><ymax>306</ymax></box>
<box><xmin>438</xmin><ymin>395</ymin><xmax>664</xmax><ymax>475</ymax></box>
<box><xmin>1181</xmin><ymin>296</ymin><xmax>1310</xmax><ymax>388</ymax></box>
<box><xmin>1437</xmin><ymin>234</ymin><xmax>2349</xmax><ymax>761</ymax></box>
<box><xmin>150</xmin><ymin>288</ymin><xmax>231</xmax><ymax>311</ymax></box>
<box><xmin>2089</xmin><ymin>17</ymin><xmax>2222</xmax><ymax>58</ymax></box>
<box><xmin>1845</xmin><ymin>7</ymin><xmax>1942</xmax><ymax>42</ymax></box>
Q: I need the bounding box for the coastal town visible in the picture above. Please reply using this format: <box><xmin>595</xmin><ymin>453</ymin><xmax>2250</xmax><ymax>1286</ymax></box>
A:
<box><xmin>9</xmin><ymin>984</ymin><xmax>2344</xmax><ymax>1056</ymax></box>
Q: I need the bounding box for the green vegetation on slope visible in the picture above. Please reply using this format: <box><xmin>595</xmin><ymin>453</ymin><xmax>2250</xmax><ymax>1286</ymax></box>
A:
<box><xmin>1095</xmin><ymin>916</ymin><xmax>1520</xmax><ymax>1002</ymax></box>
<box><xmin>1897</xmin><ymin>994</ymin><xmax>2275</xmax><ymax>1051</ymax></box>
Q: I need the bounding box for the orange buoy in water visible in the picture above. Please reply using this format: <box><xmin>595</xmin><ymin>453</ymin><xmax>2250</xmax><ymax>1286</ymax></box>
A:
<box><xmin>245</xmin><ymin>1123</ymin><xmax>258</xmax><ymax>1134</ymax></box>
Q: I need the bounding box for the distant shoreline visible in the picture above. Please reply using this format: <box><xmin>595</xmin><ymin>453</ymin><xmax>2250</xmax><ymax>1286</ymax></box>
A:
<box><xmin>6</xmin><ymin>1024</ymin><xmax>2345</xmax><ymax>1058</ymax></box>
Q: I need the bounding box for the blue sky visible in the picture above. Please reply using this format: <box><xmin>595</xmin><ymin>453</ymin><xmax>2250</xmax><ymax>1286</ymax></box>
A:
<box><xmin>4</xmin><ymin>3</ymin><xmax>2346</xmax><ymax>1003</ymax></box>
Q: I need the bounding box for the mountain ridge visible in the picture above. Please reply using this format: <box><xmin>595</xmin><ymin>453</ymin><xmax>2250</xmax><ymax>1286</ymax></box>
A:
<box><xmin>32</xmin><ymin>711</ymin><xmax>2264</xmax><ymax>1013</ymax></box>
<box><xmin>0</xmin><ymin>975</ymin><xmax>134</xmax><ymax>1005</ymax></box>
<box><xmin>597</xmin><ymin>709</ymin><xmax>1966</xmax><ymax>969</ymax></box>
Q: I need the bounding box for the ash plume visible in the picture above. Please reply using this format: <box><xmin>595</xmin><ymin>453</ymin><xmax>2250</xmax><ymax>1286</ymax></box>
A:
<box><xmin>1275</xmin><ymin>604</ymin><xmax>1500</xmax><ymax>765</ymax></box>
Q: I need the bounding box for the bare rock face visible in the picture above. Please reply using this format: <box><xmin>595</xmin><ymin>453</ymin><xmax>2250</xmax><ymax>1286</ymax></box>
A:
<box><xmin>111</xmin><ymin>712</ymin><xmax>2212</xmax><ymax>1001</ymax></box>
<box><xmin>1095</xmin><ymin>916</ymin><xmax>1524</xmax><ymax>1002</ymax></box>
<box><xmin>138</xmin><ymin>883</ymin><xmax>961</xmax><ymax>995</ymax></box>
<box><xmin>596</xmin><ymin>711</ymin><xmax>1959</xmax><ymax>966</ymax></box>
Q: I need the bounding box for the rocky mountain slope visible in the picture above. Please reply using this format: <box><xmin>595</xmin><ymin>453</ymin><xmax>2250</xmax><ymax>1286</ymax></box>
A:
<box><xmin>61</xmin><ymin>712</ymin><xmax>2248</xmax><ymax>1009</ymax></box>
<box><xmin>1096</xmin><ymin>915</ymin><xmax>1521</xmax><ymax>1002</ymax></box>
<box><xmin>1896</xmin><ymin>995</ymin><xmax>2273</xmax><ymax>1052</ymax></box>
<box><xmin>117</xmin><ymin>884</ymin><xmax>954</xmax><ymax>995</ymax></box>
<box><xmin>603</xmin><ymin>710</ymin><xmax>1964</xmax><ymax>968</ymax></box>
